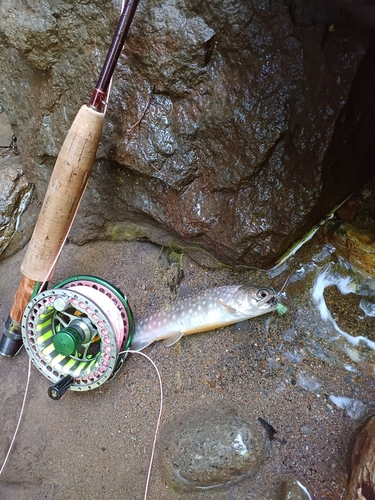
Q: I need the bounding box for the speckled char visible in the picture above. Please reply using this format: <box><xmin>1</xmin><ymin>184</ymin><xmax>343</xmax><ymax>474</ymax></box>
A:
<box><xmin>130</xmin><ymin>285</ymin><xmax>277</xmax><ymax>351</ymax></box>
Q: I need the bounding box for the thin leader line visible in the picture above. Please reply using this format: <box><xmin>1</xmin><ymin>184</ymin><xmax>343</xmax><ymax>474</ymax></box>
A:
<box><xmin>0</xmin><ymin>357</ymin><xmax>32</xmax><ymax>476</ymax></box>
<box><xmin>120</xmin><ymin>350</ymin><xmax>163</xmax><ymax>500</ymax></box>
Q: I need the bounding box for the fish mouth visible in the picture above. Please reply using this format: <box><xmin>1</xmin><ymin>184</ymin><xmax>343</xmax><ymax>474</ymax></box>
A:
<box><xmin>259</xmin><ymin>295</ymin><xmax>278</xmax><ymax>307</ymax></box>
<box><xmin>268</xmin><ymin>296</ymin><xmax>278</xmax><ymax>306</ymax></box>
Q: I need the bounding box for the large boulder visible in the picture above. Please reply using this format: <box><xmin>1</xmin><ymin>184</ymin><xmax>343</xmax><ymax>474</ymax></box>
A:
<box><xmin>347</xmin><ymin>415</ymin><xmax>375</xmax><ymax>500</ymax></box>
<box><xmin>0</xmin><ymin>158</ymin><xmax>34</xmax><ymax>257</ymax></box>
<box><xmin>0</xmin><ymin>0</ymin><xmax>374</xmax><ymax>267</ymax></box>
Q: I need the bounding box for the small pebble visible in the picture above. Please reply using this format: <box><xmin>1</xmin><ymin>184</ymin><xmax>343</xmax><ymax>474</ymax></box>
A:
<box><xmin>232</xmin><ymin>320</ymin><xmax>249</xmax><ymax>333</ymax></box>
<box><xmin>300</xmin><ymin>425</ymin><xmax>313</xmax><ymax>436</ymax></box>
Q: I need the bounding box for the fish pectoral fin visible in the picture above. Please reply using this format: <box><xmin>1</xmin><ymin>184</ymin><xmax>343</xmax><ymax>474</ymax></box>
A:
<box><xmin>130</xmin><ymin>337</ymin><xmax>153</xmax><ymax>352</ymax></box>
<box><xmin>163</xmin><ymin>331</ymin><xmax>184</xmax><ymax>348</ymax></box>
<box><xmin>216</xmin><ymin>299</ymin><xmax>237</xmax><ymax>314</ymax></box>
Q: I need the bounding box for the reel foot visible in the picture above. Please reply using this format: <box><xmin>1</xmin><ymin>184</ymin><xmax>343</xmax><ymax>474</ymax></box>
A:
<box><xmin>0</xmin><ymin>317</ymin><xmax>23</xmax><ymax>357</ymax></box>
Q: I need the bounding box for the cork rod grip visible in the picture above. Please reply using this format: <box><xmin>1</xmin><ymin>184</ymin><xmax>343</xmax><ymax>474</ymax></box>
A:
<box><xmin>21</xmin><ymin>105</ymin><xmax>104</xmax><ymax>282</ymax></box>
<box><xmin>9</xmin><ymin>275</ymin><xmax>38</xmax><ymax>324</ymax></box>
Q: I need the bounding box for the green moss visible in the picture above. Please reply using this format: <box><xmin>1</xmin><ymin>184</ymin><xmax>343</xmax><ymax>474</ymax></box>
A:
<box><xmin>106</xmin><ymin>222</ymin><xmax>147</xmax><ymax>242</ymax></box>
<box><xmin>166</xmin><ymin>247</ymin><xmax>184</xmax><ymax>265</ymax></box>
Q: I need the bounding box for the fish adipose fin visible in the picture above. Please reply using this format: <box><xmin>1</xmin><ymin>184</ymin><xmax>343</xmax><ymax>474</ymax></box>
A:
<box><xmin>163</xmin><ymin>332</ymin><xmax>184</xmax><ymax>347</ymax></box>
<box><xmin>217</xmin><ymin>299</ymin><xmax>237</xmax><ymax>314</ymax></box>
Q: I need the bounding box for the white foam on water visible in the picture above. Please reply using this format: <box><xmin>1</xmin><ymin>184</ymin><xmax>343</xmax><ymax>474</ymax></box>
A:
<box><xmin>329</xmin><ymin>395</ymin><xmax>365</xmax><ymax>419</ymax></box>
<box><xmin>344</xmin><ymin>345</ymin><xmax>361</xmax><ymax>363</ymax></box>
<box><xmin>359</xmin><ymin>299</ymin><xmax>375</xmax><ymax>317</ymax></box>
<box><xmin>297</xmin><ymin>372</ymin><xmax>322</xmax><ymax>393</ymax></box>
<box><xmin>312</xmin><ymin>244</ymin><xmax>336</xmax><ymax>263</ymax></box>
<box><xmin>311</xmin><ymin>266</ymin><xmax>375</xmax><ymax>350</ymax></box>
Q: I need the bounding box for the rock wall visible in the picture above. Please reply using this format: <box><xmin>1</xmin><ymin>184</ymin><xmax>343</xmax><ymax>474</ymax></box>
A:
<box><xmin>0</xmin><ymin>112</ymin><xmax>34</xmax><ymax>258</ymax></box>
<box><xmin>0</xmin><ymin>0</ymin><xmax>374</xmax><ymax>268</ymax></box>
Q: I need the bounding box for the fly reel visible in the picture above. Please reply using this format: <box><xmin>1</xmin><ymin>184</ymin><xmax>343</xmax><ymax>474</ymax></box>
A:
<box><xmin>21</xmin><ymin>276</ymin><xmax>134</xmax><ymax>400</ymax></box>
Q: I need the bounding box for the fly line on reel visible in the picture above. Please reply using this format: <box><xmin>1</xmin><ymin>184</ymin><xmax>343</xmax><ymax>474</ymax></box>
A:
<box><xmin>21</xmin><ymin>276</ymin><xmax>134</xmax><ymax>399</ymax></box>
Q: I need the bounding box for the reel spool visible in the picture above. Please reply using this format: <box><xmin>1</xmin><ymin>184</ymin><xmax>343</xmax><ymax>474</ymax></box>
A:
<box><xmin>21</xmin><ymin>276</ymin><xmax>134</xmax><ymax>400</ymax></box>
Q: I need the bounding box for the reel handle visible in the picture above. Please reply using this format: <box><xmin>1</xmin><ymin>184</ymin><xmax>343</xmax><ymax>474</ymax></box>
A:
<box><xmin>48</xmin><ymin>375</ymin><xmax>74</xmax><ymax>400</ymax></box>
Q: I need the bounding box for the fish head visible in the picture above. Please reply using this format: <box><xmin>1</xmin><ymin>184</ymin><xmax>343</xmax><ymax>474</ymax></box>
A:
<box><xmin>234</xmin><ymin>286</ymin><xmax>278</xmax><ymax>317</ymax></box>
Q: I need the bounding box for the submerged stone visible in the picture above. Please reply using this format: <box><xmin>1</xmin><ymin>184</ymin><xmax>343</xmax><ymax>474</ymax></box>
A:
<box><xmin>326</xmin><ymin>221</ymin><xmax>375</xmax><ymax>279</ymax></box>
<box><xmin>281</xmin><ymin>478</ymin><xmax>314</xmax><ymax>500</ymax></box>
<box><xmin>159</xmin><ymin>403</ymin><xmax>265</xmax><ymax>491</ymax></box>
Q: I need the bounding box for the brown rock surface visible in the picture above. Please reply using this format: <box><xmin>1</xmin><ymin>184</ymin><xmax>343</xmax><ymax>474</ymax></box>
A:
<box><xmin>1</xmin><ymin>0</ymin><xmax>375</xmax><ymax>267</ymax></box>
<box><xmin>347</xmin><ymin>416</ymin><xmax>375</xmax><ymax>500</ymax></box>
<box><xmin>326</xmin><ymin>222</ymin><xmax>375</xmax><ymax>279</ymax></box>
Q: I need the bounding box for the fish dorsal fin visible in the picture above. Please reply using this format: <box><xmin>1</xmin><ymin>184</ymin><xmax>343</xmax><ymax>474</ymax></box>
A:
<box><xmin>217</xmin><ymin>298</ymin><xmax>237</xmax><ymax>314</ymax></box>
<box><xmin>163</xmin><ymin>331</ymin><xmax>184</xmax><ymax>348</ymax></box>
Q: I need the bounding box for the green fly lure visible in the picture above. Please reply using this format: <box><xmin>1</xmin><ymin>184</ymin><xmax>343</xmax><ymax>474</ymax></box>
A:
<box><xmin>276</xmin><ymin>303</ymin><xmax>288</xmax><ymax>315</ymax></box>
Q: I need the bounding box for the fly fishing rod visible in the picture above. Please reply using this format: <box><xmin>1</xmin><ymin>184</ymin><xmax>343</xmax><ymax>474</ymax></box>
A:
<box><xmin>0</xmin><ymin>0</ymin><xmax>140</xmax><ymax>397</ymax></box>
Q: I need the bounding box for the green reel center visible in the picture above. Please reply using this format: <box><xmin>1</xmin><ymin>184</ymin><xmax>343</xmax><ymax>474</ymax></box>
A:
<box><xmin>53</xmin><ymin>327</ymin><xmax>83</xmax><ymax>356</ymax></box>
<box><xmin>53</xmin><ymin>317</ymin><xmax>95</xmax><ymax>357</ymax></box>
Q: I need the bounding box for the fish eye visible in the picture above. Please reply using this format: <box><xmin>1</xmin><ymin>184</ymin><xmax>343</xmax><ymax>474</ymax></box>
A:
<box><xmin>257</xmin><ymin>289</ymin><xmax>270</xmax><ymax>299</ymax></box>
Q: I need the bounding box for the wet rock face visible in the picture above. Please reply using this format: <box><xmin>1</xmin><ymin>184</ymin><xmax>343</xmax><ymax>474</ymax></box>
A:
<box><xmin>0</xmin><ymin>0</ymin><xmax>374</xmax><ymax>267</ymax></box>
<box><xmin>347</xmin><ymin>415</ymin><xmax>375</xmax><ymax>500</ymax></box>
<box><xmin>0</xmin><ymin>159</ymin><xmax>33</xmax><ymax>256</ymax></box>
<box><xmin>0</xmin><ymin>111</ymin><xmax>35</xmax><ymax>258</ymax></box>
<box><xmin>158</xmin><ymin>403</ymin><xmax>265</xmax><ymax>491</ymax></box>
<box><xmin>325</xmin><ymin>221</ymin><xmax>375</xmax><ymax>279</ymax></box>
<box><xmin>338</xmin><ymin>0</ymin><xmax>375</xmax><ymax>29</ymax></box>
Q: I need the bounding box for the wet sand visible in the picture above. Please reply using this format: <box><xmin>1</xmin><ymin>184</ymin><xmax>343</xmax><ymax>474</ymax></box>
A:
<box><xmin>0</xmin><ymin>225</ymin><xmax>374</xmax><ymax>499</ymax></box>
